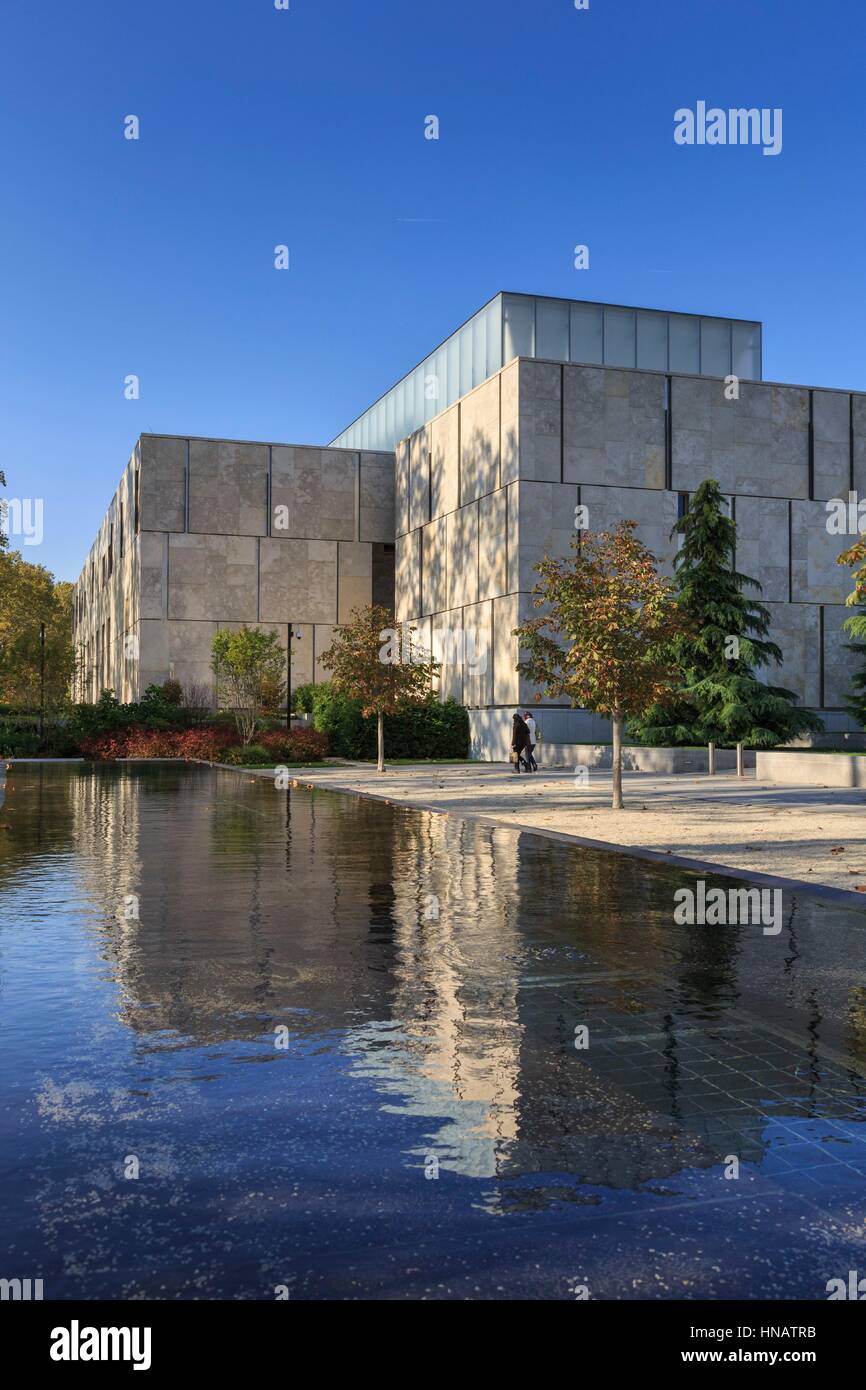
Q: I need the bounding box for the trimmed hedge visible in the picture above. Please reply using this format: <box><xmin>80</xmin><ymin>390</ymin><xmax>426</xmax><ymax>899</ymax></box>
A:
<box><xmin>309</xmin><ymin>684</ymin><xmax>469</xmax><ymax>760</ymax></box>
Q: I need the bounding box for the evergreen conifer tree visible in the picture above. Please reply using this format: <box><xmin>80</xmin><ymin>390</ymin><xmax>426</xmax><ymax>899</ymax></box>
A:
<box><xmin>630</xmin><ymin>479</ymin><xmax>823</xmax><ymax>761</ymax></box>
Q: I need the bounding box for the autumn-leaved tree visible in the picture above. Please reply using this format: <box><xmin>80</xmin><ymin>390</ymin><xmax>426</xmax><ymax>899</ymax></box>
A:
<box><xmin>0</xmin><ymin>550</ymin><xmax>75</xmax><ymax>708</ymax></box>
<box><xmin>838</xmin><ymin>534</ymin><xmax>866</xmax><ymax>728</ymax></box>
<box><xmin>319</xmin><ymin>604</ymin><xmax>439</xmax><ymax>772</ymax></box>
<box><xmin>514</xmin><ymin>521</ymin><xmax>690</xmax><ymax>809</ymax></box>
<box><xmin>0</xmin><ymin>469</ymin><xmax>76</xmax><ymax>711</ymax></box>
<box><xmin>211</xmin><ymin>625</ymin><xmax>286</xmax><ymax>745</ymax></box>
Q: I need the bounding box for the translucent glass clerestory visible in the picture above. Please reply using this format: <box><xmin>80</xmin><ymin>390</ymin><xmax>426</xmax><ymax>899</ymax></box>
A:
<box><xmin>330</xmin><ymin>292</ymin><xmax>762</xmax><ymax>453</ymax></box>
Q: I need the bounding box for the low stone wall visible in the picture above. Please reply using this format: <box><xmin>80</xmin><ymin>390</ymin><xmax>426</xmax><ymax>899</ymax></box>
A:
<box><xmin>539</xmin><ymin>743</ymin><xmax>755</xmax><ymax>773</ymax></box>
<box><xmin>467</xmin><ymin>711</ymin><xmax>762</xmax><ymax>771</ymax></box>
<box><xmin>468</xmin><ymin>708</ymin><xmax>612</xmax><ymax>762</ymax></box>
<box><xmin>757</xmin><ymin>750</ymin><xmax>866</xmax><ymax>787</ymax></box>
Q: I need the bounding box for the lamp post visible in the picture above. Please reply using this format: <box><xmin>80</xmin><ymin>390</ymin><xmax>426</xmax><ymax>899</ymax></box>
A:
<box><xmin>286</xmin><ymin>626</ymin><xmax>301</xmax><ymax>729</ymax></box>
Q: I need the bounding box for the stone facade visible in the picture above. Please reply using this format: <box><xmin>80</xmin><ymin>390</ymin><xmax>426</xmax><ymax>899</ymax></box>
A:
<box><xmin>72</xmin><ymin>435</ymin><xmax>395</xmax><ymax>704</ymax></box>
<box><xmin>75</xmin><ymin>356</ymin><xmax>866</xmax><ymax>759</ymax></box>
<box><xmin>395</xmin><ymin>358</ymin><xmax>866</xmax><ymax>761</ymax></box>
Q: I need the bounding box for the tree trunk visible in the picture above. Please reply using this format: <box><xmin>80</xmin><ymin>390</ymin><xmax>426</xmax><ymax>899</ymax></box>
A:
<box><xmin>611</xmin><ymin>709</ymin><xmax>623</xmax><ymax>810</ymax></box>
<box><xmin>708</xmin><ymin>740</ymin><xmax>716</xmax><ymax>776</ymax></box>
<box><xmin>377</xmin><ymin>711</ymin><xmax>385</xmax><ymax>773</ymax></box>
<box><xmin>736</xmin><ymin>741</ymin><xmax>745</xmax><ymax>777</ymax></box>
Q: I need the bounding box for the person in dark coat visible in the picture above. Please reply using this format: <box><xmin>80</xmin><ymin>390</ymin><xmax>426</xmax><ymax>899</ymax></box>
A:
<box><xmin>511</xmin><ymin>712</ymin><xmax>531</xmax><ymax>773</ymax></box>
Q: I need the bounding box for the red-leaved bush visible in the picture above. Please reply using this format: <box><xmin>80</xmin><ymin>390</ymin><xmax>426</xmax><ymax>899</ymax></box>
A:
<box><xmin>78</xmin><ymin>724</ymin><xmax>328</xmax><ymax>764</ymax></box>
<box><xmin>79</xmin><ymin>725</ymin><xmax>236</xmax><ymax>762</ymax></box>
<box><xmin>123</xmin><ymin>729</ymin><xmax>178</xmax><ymax>758</ymax></box>
<box><xmin>78</xmin><ymin>732</ymin><xmax>131</xmax><ymax>761</ymax></box>
<box><xmin>259</xmin><ymin>727</ymin><xmax>329</xmax><ymax>762</ymax></box>
<box><xmin>172</xmin><ymin>726</ymin><xmax>237</xmax><ymax>759</ymax></box>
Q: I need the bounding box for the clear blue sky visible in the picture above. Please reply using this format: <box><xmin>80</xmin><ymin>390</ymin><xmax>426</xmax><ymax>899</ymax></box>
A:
<box><xmin>3</xmin><ymin>0</ymin><xmax>864</xmax><ymax>580</ymax></box>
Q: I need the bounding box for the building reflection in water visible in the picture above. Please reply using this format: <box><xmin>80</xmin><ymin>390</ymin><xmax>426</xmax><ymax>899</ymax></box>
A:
<box><xmin>25</xmin><ymin>763</ymin><xmax>866</xmax><ymax>1194</ymax></box>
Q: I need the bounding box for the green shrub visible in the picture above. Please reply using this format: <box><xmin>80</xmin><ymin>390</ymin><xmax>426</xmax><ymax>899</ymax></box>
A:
<box><xmin>384</xmin><ymin>697</ymin><xmax>470</xmax><ymax>759</ymax></box>
<box><xmin>0</xmin><ymin>719</ymin><xmax>80</xmax><ymax>758</ymax></box>
<box><xmin>291</xmin><ymin>683</ymin><xmax>316</xmax><ymax>714</ymax></box>
<box><xmin>138</xmin><ymin>684</ymin><xmax>192</xmax><ymax>726</ymax></box>
<box><xmin>222</xmin><ymin>743</ymin><xmax>272</xmax><ymax>766</ymax></box>
<box><xmin>68</xmin><ymin>687</ymin><xmax>200</xmax><ymax>744</ymax></box>
<box><xmin>39</xmin><ymin>727</ymin><xmax>81</xmax><ymax>758</ymax></box>
<box><xmin>68</xmin><ymin>691</ymin><xmax>133</xmax><ymax>739</ymax></box>
<box><xmin>0</xmin><ymin>727</ymin><xmax>41</xmax><ymax>757</ymax></box>
<box><xmin>310</xmin><ymin>684</ymin><xmax>367</xmax><ymax>757</ymax></box>
<box><xmin>309</xmin><ymin>683</ymin><xmax>468</xmax><ymax>760</ymax></box>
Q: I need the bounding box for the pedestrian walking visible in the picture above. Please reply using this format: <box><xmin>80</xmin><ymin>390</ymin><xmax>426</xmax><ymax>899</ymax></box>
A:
<box><xmin>523</xmin><ymin>711</ymin><xmax>538</xmax><ymax>771</ymax></box>
<box><xmin>511</xmin><ymin>711</ymin><xmax>531</xmax><ymax>773</ymax></box>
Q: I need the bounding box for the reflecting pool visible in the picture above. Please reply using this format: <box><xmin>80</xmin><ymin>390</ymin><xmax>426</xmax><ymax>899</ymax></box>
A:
<box><xmin>1</xmin><ymin>763</ymin><xmax>865</xmax><ymax>1299</ymax></box>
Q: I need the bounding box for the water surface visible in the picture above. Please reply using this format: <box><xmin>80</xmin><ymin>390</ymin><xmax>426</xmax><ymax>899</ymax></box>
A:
<box><xmin>1</xmin><ymin>762</ymin><xmax>865</xmax><ymax>1299</ymax></box>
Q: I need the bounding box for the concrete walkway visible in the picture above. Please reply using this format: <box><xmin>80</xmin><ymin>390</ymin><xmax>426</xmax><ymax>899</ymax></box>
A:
<box><xmin>271</xmin><ymin>761</ymin><xmax>866</xmax><ymax>901</ymax></box>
